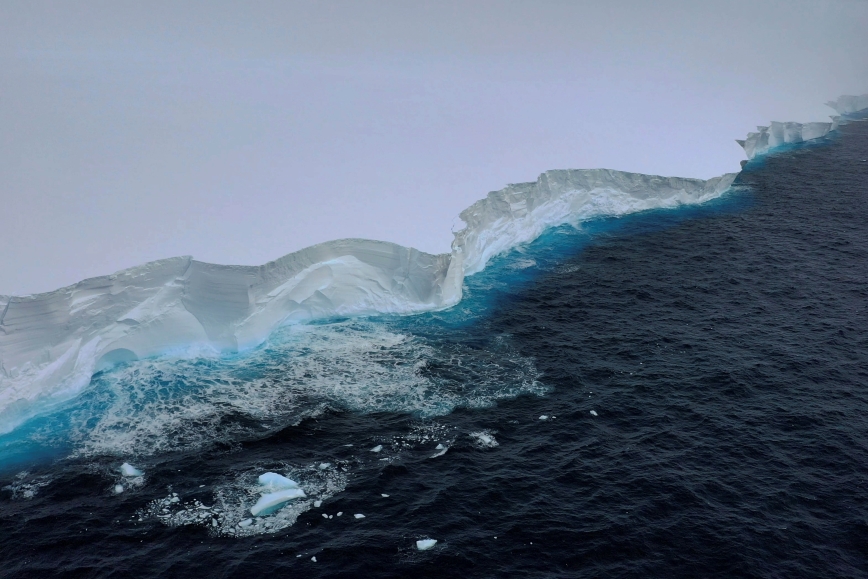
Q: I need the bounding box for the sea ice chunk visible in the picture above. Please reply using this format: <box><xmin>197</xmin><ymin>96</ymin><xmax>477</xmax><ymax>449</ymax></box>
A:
<box><xmin>354</xmin><ymin>513</ymin><xmax>365</xmax><ymax>519</ymax></box>
<box><xmin>258</xmin><ymin>472</ymin><xmax>299</xmax><ymax>490</ymax></box>
<box><xmin>371</xmin><ymin>445</ymin><xmax>383</xmax><ymax>453</ymax></box>
<box><xmin>120</xmin><ymin>463</ymin><xmax>143</xmax><ymax>477</ymax></box>
<box><xmin>250</xmin><ymin>488</ymin><xmax>307</xmax><ymax>517</ymax></box>
<box><xmin>590</xmin><ymin>410</ymin><xmax>598</xmax><ymax>416</ymax></box>
<box><xmin>416</xmin><ymin>539</ymin><xmax>438</xmax><ymax>551</ymax></box>
<box><xmin>114</xmin><ymin>484</ymin><xmax>124</xmax><ymax>494</ymax></box>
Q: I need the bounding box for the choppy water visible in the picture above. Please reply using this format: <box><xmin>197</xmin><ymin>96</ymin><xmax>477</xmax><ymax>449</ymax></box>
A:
<box><xmin>1</xmin><ymin>114</ymin><xmax>867</xmax><ymax>578</ymax></box>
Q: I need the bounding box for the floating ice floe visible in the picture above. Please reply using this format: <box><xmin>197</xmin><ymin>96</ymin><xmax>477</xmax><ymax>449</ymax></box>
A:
<box><xmin>250</xmin><ymin>488</ymin><xmax>307</xmax><ymax>517</ymax></box>
<box><xmin>590</xmin><ymin>410</ymin><xmax>598</xmax><ymax>416</ymax></box>
<box><xmin>314</xmin><ymin>500</ymin><xmax>322</xmax><ymax>508</ymax></box>
<box><xmin>120</xmin><ymin>463</ymin><xmax>143</xmax><ymax>477</ymax></box>
<box><xmin>539</xmin><ymin>415</ymin><xmax>548</xmax><ymax>421</ymax></box>
<box><xmin>381</xmin><ymin>494</ymin><xmax>390</xmax><ymax>498</ymax></box>
<box><xmin>114</xmin><ymin>484</ymin><xmax>124</xmax><ymax>494</ymax></box>
<box><xmin>318</xmin><ymin>463</ymin><xmax>331</xmax><ymax>470</ymax></box>
<box><xmin>257</xmin><ymin>472</ymin><xmax>299</xmax><ymax>491</ymax></box>
<box><xmin>416</xmin><ymin>539</ymin><xmax>438</xmax><ymax>551</ymax></box>
<box><xmin>370</xmin><ymin>445</ymin><xmax>383</xmax><ymax>453</ymax></box>
<box><xmin>354</xmin><ymin>513</ymin><xmax>365</xmax><ymax>519</ymax></box>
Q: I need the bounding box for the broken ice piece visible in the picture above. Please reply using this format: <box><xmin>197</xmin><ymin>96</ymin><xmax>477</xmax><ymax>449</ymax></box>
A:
<box><xmin>590</xmin><ymin>410</ymin><xmax>598</xmax><ymax>416</ymax></box>
<box><xmin>238</xmin><ymin>519</ymin><xmax>253</xmax><ymax>528</ymax></box>
<box><xmin>311</xmin><ymin>556</ymin><xmax>317</xmax><ymax>563</ymax></box>
<box><xmin>336</xmin><ymin>512</ymin><xmax>343</xmax><ymax>517</ymax></box>
<box><xmin>416</xmin><ymin>539</ymin><xmax>438</xmax><ymax>551</ymax></box>
<box><xmin>114</xmin><ymin>484</ymin><xmax>124</xmax><ymax>494</ymax></box>
<box><xmin>371</xmin><ymin>445</ymin><xmax>383</xmax><ymax>452</ymax></box>
<box><xmin>435</xmin><ymin>444</ymin><xmax>444</xmax><ymax>450</ymax></box>
<box><xmin>539</xmin><ymin>415</ymin><xmax>548</xmax><ymax>420</ymax></box>
<box><xmin>319</xmin><ymin>463</ymin><xmax>331</xmax><ymax>470</ymax></box>
<box><xmin>120</xmin><ymin>463</ymin><xmax>143</xmax><ymax>477</ymax></box>
<box><xmin>258</xmin><ymin>472</ymin><xmax>299</xmax><ymax>490</ymax></box>
<box><xmin>250</xmin><ymin>488</ymin><xmax>306</xmax><ymax>516</ymax></box>
<box><xmin>381</xmin><ymin>494</ymin><xmax>390</xmax><ymax>498</ymax></box>
<box><xmin>354</xmin><ymin>513</ymin><xmax>365</xmax><ymax>519</ymax></box>
<box><xmin>322</xmin><ymin>513</ymin><xmax>328</xmax><ymax>519</ymax></box>
<box><xmin>314</xmin><ymin>500</ymin><xmax>322</xmax><ymax>507</ymax></box>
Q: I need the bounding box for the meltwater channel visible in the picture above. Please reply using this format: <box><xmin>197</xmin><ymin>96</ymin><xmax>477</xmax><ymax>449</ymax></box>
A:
<box><xmin>1</xmin><ymin>113</ymin><xmax>867</xmax><ymax>578</ymax></box>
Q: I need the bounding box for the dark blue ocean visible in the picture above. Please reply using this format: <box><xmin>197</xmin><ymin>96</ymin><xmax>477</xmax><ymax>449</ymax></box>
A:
<box><xmin>2</xmin><ymin>114</ymin><xmax>867</xmax><ymax>578</ymax></box>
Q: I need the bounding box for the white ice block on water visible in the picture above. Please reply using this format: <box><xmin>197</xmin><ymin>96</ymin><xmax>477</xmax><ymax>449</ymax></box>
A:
<box><xmin>250</xmin><ymin>488</ymin><xmax>306</xmax><ymax>517</ymax></box>
<box><xmin>416</xmin><ymin>539</ymin><xmax>438</xmax><ymax>551</ymax></box>
<box><xmin>258</xmin><ymin>472</ymin><xmax>299</xmax><ymax>491</ymax></box>
<box><xmin>120</xmin><ymin>463</ymin><xmax>143</xmax><ymax>477</ymax></box>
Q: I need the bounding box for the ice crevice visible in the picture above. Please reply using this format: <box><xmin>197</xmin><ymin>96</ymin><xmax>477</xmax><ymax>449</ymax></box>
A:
<box><xmin>1</xmin><ymin>93</ymin><xmax>865</xmax><ymax>434</ymax></box>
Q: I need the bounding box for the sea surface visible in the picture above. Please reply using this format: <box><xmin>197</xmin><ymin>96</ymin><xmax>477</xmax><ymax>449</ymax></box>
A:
<box><xmin>1</xmin><ymin>113</ymin><xmax>867</xmax><ymax>578</ymax></box>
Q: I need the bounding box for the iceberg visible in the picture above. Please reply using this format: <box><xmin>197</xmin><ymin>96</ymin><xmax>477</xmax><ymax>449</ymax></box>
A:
<box><xmin>0</xmin><ymin>172</ymin><xmax>736</xmax><ymax>434</ymax></box>
<box><xmin>249</xmin><ymin>488</ymin><xmax>306</xmax><ymax>517</ymax></box>
<box><xmin>257</xmin><ymin>472</ymin><xmax>299</xmax><ymax>491</ymax></box>
<box><xmin>9</xmin><ymin>93</ymin><xmax>867</xmax><ymax>434</ymax></box>
<box><xmin>736</xmin><ymin>93</ymin><xmax>868</xmax><ymax>161</ymax></box>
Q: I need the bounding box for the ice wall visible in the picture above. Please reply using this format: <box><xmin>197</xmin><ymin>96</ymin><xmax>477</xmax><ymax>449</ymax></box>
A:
<box><xmin>736</xmin><ymin>93</ymin><xmax>868</xmax><ymax>161</ymax></box>
<box><xmin>5</xmin><ymin>91</ymin><xmax>866</xmax><ymax>434</ymax></box>
<box><xmin>451</xmin><ymin>169</ymin><xmax>736</xmax><ymax>277</ymax></box>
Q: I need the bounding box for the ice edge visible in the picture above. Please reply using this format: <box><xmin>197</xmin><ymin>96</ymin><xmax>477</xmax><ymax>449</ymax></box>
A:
<box><xmin>1</xmin><ymin>92</ymin><xmax>865</xmax><ymax>433</ymax></box>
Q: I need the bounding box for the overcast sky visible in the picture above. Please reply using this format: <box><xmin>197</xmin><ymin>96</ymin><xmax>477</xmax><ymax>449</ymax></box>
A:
<box><xmin>2</xmin><ymin>1</ymin><xmax>867</xmax><ymax>295</ymax></box>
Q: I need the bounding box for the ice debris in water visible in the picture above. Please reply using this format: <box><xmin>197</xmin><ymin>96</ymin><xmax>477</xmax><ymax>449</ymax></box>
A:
<box><xmin>381</xmin><ymin>494</ymin><xmax>390</xmax><ymax>498</ymax></box>
<box><xmin>371</xmin><ymin>445</ymin><xmax>383</xmax><ymax>453</ymax></box>
<box><xmin>314</xmin><ymin>500</ymin><xmax>322</xmax><ymax>508</ymax></box>
<box><xmin>539</xmin><ymin>415</ymin><xmax>548</xmax><ymax>420</ymax></box>
<box><xmin>114</xmin><ymin>484</ymin><xmax>124</xmax><ymax>494</ymax></box>
<box><xmin>250</xmin><ymin>488</ymin><xmax>306</xmax><ymax>517</ymax></box>
<box><xmin>354</xmin><ymin>513</ymin><xmax>365</xmax><ymax>519</ymax></box>
<box><xmin>120</xmin><ymin>463</ymin><xmax>143</xmax><ymax>477</ymax></box>
<box><xmin>590</xmin><ymin>410</ymin><xmax>598</xmax><ymax>416</ymax></box>
<box><xmin>337</xmin><ymin>512</ymin><xmax>343</xmax><ymax>517</ymax></box>
<box><xmin>416</xmin><ymin>539</ymin><xmax>438</xmax><ymax>551</ymax></box>
<box><xmin>311</xmin><ymin>556</ymin><xmax>317</xmax><ymax>563</ymax></box>
<box><xmin>258</xmin><ymin>472</ymin><xmax>299</xmax><ymax>491</ymax></box>
<box><xmin>319</xmin><ymin>463</ymin><xmax>331</xmax><ymax>470</ymax></box>
<box><xmin>469</xmin><ymin>430</ymin><xmax>499</xmax><ymax>448</ymax></box>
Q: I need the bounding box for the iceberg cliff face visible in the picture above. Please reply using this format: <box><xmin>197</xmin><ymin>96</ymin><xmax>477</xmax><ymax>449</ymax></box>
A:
<box><xmin>451</xmin><ymin>169</ymin><xmax>736</xmax><ymax>277</ymax></box>
<box><xmin>4</xmin><ymin>91</ymin><xmax>865</xmax><ymax>434</ymax></box>
<box><xmin>0</xmin><ymin>169</ymin><xmax>736</xmax><ymax>433</ymax></box>
<box><xmin>736</xmin><ymin>93</ymin><xmax>868</xmax><ymax>161</ymax></box>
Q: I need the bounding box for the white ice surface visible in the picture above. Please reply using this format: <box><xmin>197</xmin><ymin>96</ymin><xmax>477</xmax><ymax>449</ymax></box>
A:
<box><xmin>416</xmin><ymin>539</ymin><xmax>438</xmax><ymax>551</ymax></box>
<box><xmin>257</xmin><ymin>472</ymin><xmax>299</xmax><ymax>491</ymax></box>
<box><xmin>250</xmin><ymin>488</ymin><xmax>306</xmax><ymax>517</ymax></box>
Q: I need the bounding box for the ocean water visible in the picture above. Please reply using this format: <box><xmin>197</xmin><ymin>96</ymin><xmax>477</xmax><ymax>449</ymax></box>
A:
<box><xmin>1</xmin><ymin>114</ymin><xmax>867</xmax><ymax>578</ymax></box>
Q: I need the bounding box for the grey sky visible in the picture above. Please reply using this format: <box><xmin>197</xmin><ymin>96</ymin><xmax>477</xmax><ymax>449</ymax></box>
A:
<box><xmin>2</xmin><ymin>1</ymin><xmax>867</xmax><ymax>295</ymax></box>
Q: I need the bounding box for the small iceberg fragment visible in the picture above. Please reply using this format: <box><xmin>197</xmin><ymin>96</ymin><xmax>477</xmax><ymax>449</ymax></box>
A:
<box><xmin>238</xmin><ymin>518</ymin><xmax>253</xmax><ymax>528</ymax></box>
<box><xmin>114</xmin><ymin>484</ymin><xmax>124</xmax><ymax>494</ymax></box>
<box><xmin>314</xmin><ymin>500</ymin><xmax>322</xmax><ymax>508</ymax></box>
<box><xmin>354</xmin><ymin>513</ymin><xmax>365</xmax><ymax>519</ymax></box>
<box><xmin>336</xmin><ymin>512</ymin><xmax>343</xmax><ymax>517</ymax></box>
<box><xmin>371</xmin><ymin>445</ymin><xmax>383</xmax><ymax>453</ymax></box>
<box><xmin>258</xmin><ymin>472</ymin><xmax>299</xmax><ymax>491</ymax></box>
<box><xmin>311</xmin><ymin>556</ymin><xmax>317</xmax><ymax>563</ymax></box>
<box><xmin>120</xmin><ymin>463</ymin><xmax>143</xmax><ymax>477</ymax></box>
<box><xmin>469</xmin><ymin>431</ymin><xmax>499</xmax><ymax>448</ymax></box>
<box><xmin>416</xmin><ymin>539</ymin><xmax>438</xmax><ymax>551</ymax></box>
<box><xmin>539</xmin><ymin>415</ymin><xmax>548</xmax><ymax>421</ymax></box>
<box><xmin>381</xmin><ymin>494</ymin><xmax>390</xmax><ymax>498</ymax></box>
<box><xmin>319</xmin><ymin>463</ymin><xmax>331</xmax><ymax>470</ymax></box>
<box><xmin>590</xmin><ymin>410</ymin><xmax>598</xmax><ymax>416</ymax></box>
<box><xmin>250</xmin><ymin>488</ymin><xmax>307</xmax><ymax>517</ymax></box>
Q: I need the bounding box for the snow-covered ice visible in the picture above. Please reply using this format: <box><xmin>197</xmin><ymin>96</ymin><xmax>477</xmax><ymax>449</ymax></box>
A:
<box><xmin>416</xmin><ymin>539</ymin><xmax>438</xmax><ymax>551</ymax></box>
